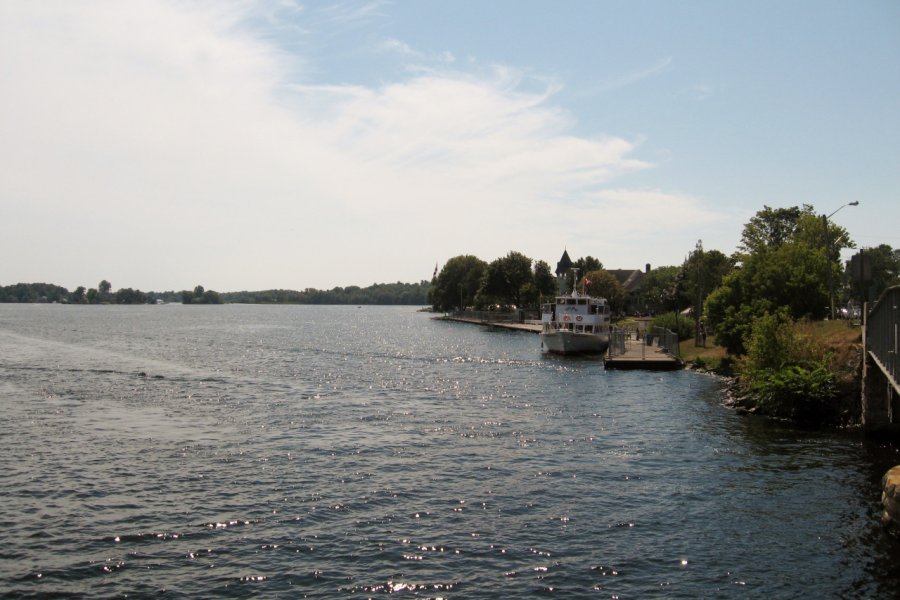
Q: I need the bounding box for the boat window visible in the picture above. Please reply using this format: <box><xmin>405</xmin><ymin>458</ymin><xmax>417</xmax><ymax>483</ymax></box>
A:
<box><xmin>566</xmin><ymin>299</ymin><xmax>576</xmax><ymax>305</ymax></box>
<box><xmin>577</xmin><ymin>299</ymin><xmax>586</xmax><ymax>305</ymax></box>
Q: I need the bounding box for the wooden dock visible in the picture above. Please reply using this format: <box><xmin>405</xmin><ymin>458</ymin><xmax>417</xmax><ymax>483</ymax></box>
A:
<box><xmin>605</xmin><ymin>338</ymin><xmax>683</xmax><ymax>370</ymax></box>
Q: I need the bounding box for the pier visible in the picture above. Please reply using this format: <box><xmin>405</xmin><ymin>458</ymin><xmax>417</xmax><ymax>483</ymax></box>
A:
<box><xmin>437</xmin><ymin>314</ymin><xmax>683</xmax><ymax>370</ymax></box>
<box><xmin>604</xmin><ymin>336</ymin><xmax>683</xmax><ymax>371</ymax></box>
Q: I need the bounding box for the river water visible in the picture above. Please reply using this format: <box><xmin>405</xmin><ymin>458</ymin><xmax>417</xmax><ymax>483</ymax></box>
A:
<box><xmin>1</xmin><ymin>304</ymin><xmax>898</xmax><ymax>598</ymax></box>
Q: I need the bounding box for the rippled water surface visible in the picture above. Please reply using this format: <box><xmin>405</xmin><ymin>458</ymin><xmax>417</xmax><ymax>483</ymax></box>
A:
<box><xmin>1</xmin><ymin>304</ymin><xmax>899</xmax><ymax>598</ymax></box>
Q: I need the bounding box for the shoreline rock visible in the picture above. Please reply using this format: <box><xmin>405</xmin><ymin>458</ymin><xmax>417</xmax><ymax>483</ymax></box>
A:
<box><xmin>882</xmin><ymin>466</ymin><xmax>900</xmax><ymax>534</ymax></box>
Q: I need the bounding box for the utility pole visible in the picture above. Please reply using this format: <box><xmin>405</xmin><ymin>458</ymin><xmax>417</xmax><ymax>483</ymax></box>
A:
<box><xmin>823</xmin><ymin>201</ymin><xmax>859</xmax><ymax>319</ymax></box>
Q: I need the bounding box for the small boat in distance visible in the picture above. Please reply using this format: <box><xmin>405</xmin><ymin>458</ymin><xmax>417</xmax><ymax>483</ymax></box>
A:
<box><xmin>540</xmin><ymin>284</ymin><xmax>611</xmax><ymax>356</ymax></box>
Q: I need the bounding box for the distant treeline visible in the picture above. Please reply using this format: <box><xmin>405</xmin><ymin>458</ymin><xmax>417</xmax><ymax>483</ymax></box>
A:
<box><xmin>221</xmin><ymin>281</ymin><xmax>430</xmax><ymax>305</ymax></box>
<box><xmin>0</xmin><ymin>280</ymin><xmax>430</xmax><ymax>305</ymax></box>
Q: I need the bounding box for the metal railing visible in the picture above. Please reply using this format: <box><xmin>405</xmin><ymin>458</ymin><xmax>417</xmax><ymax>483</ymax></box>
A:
<box><xmin>867</xmin><ymin>285</ymin><xmax>900</xmax><ymax>392</ymax></box>
<box><xmin>451</xmin><ymin>309</ymin><xmax>527</xmax><ymax>323</ymax></box>
<box><xmin>646</xmin><ymin>326</ymin><xmax>680</xmax><ymax>358</ymax></box>
<box><xmin>608</xmin><ymin>326</ymin><xmax>628</xmax><ymax>357</ymax></box>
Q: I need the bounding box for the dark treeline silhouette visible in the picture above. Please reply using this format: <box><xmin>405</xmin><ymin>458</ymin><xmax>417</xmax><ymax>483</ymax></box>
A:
<box><xmin>0</xmin><ymin>280</ymin><xmax>430</xmax><ymax>305</ymax></box>
<box><xmin>222</xmin><ymin>281</ymin><xmax>429</xmax><ymax>305</ymax></box>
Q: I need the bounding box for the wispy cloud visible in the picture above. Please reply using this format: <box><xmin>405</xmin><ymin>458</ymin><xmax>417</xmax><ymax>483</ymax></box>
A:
<box><xmin>0</xmin><ymin>2</ymin><xmax>719</xmax><ymax>290</ymax></box>
<box><xmin>318</xmin><ymin>0</ymin><xmax>389</xmax><ymax>25</ymax></box>
<box><xmin>579</xmin><ymin>56</ymin><xmax>674</xmax><ymax>97</ymax></box>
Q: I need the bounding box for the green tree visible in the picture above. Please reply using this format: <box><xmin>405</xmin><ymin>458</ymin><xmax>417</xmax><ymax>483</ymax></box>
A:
<box><xmin>640</xmin><ymin>266</ymin><xmax>681</xmax><ymax>314</ymax></box>
<box><xmin>115</xmin><ymin>287</ymin><xmax>147</xmax><ymax>304</ymax></box>
<box><xmin>583</xmin><ymin>269</ymin><xmax>626</xmax><ymax>314</ymax></box>
<box><xmin>476</xmin><ymin>251</ymin><xmax>534</xmax><ymax>308</ymax></box>
<box><xmin>847</xmin><ymin>244</ymin><xmax>900</xmax><ymax>303</ymax></box>
<box><xmin>86</xmin><ymin>288</ymin><xmax>99</xmax><ymax>304</ymax></box>
<box><xmin>737</xmin><ymin>205</ymin><xmax>810</xmax><ymax>255</ymax></box>
<box><xmin>681</xmin><ymin>243</ymin><xmax>733</xmax><ymax>311</ymax></box>
<box><xmin>429</xmin><ymin>255</ymin><xmax>487</xmax><ymax>311</ymax></box>
<box><xmin>705</xmin><ymin>205</ymin><xmax>843</xmax><ymax>355</ymax></box>
<box><xmin>574</xmin><ymin>256</ymin><xmax>603</xmax><ymax>277</ymax></box>
<box><xmin>98</xmin><ymin>280</ymin><xmax>112</xmax><ymax>303</ymax></box>
<box><xmin>533</xmin><ymin>260</ymin><xmax>557</xmax><ymax>300</ymax></box>
<box><xmin>70</xmin><ymin>286</ymin><xmax>86</xmax><ymax>304</ymax></box>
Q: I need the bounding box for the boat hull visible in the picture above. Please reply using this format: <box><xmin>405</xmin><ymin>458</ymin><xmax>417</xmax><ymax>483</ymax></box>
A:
<box><xmin>541</xmin><ymin>331</ymin><xmax>609</xmax><ymax>355</ymax></box>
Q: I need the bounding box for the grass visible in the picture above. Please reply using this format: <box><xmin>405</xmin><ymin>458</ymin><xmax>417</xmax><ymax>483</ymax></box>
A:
<box><xmin>676</xmin><ymin>318</ymin><xmax>863</xmax><ymax>373</ymax></box>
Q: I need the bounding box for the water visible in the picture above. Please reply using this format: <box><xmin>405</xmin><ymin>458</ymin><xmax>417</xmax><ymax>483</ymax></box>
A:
<box><xmin>1</xmin><ymin>304</ymin><xmax>898</xmax><ymax>598</ymax></box>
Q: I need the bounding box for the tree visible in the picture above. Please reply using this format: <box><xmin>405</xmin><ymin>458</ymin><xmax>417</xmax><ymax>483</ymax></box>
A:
<box><xmin>847</xmin><ymin>244</ymin><xmax>900</xmax><ymax>303</ymax></box>
<box><xmin>86</xmin><ymin>288</ymin><xmax>99</xmax><ymax>304</ymax></box>
<box><xmin>681</xmin><ymin>243</ymin><xmax>733</xmax><ymax>311</ymax></box>
<box><xmin>533</xmin><ymin>260</ymin><xmax>557</xmax><ymax>300</ymax></box>
<box><xmin>98</xmin><ymin>280</ymin><xmax>112</xmax><ymax>303</ymax></box>
<box><xmin>706</xmin><ymin>242</ymin><xmax>831</xmax><ymax>355</ymax></box>
<box><xmin>115</xmin><ymin>287</ymin><xmax>147</xmax><ymax>304</ymax></box>
<box><xmin>70</xmin><ymin>286</ymin><xmax>86</xmax><ymax>304</ymax></box>
<box><xmin>640</xmin><ymin>266</ymin><xmax>680</xmax><ymax>314</ymax></box>
<box><xmin>429</xmin><ymin>255</ymin><xmax>487</xmax><ymax>312</ymax></box>
<box><xmin>737</xmin><ymin>205</ymin><xmax>810</xmax><ymax>255</ymax></box>
<box><xmin>182</xmin><ymin>285</ymin><xmax>221</xmax><ymax>304</ymax></box>
<box><xmin>705</xmin><ymin>205</ymin><xmax>839</xmax><ymax>354</ymax></box>
<box><xmin>574</xmin><ymin>256</ymin><xmax>603</xmax><ymax>277</ymax></box>
<box><xmin>476</xmin><ymin>251</ymin><xmax>534</xmax><ymax>308</ymax></box>
<box><xmin>583</xmin><ymin>269</ymin><xmax>626</xmax><ymax>314</ymax></box>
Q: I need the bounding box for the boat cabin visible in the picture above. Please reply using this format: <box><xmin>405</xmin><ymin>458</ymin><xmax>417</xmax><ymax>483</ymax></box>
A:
<box><xmin>541</xmin><ymin>294</ymin><xmax>611</xmax><ymax>334</ymax></box>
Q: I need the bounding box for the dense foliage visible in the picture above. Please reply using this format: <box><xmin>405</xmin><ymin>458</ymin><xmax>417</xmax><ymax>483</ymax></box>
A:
<box><xmin>428</xmin><ymin>256</ymin><xmax>487</xmax><ymax>311</ymax></box>
<box><xmin>650</xmin><ymin>311</ymin><xmax>696</xmax><ymax>342</ymax></box>
<box><xmin>182</xmin><ymin>285</ymin><xmax>221</xmax><ymax>304</ymax></box>
<box><xmin>222</xmin><ymin>281</ymin><xmax>429</xmax><ymax>305</ymax></box>
<box><xmin>0</xmin><ymin>282</ymin><xmax>70</xmax><ymax>303</ymax></box>
<box><xmin>430</xmin><ymin>252</ymin><xmax>556</xmax><ymax>311</ymax></box>
<box><xmin>583</xmin><ymin>269</ymin><xmax>626</xmax><ymax>314</ymax></box>
<box><xmin>704</xmin><ymin>204</ymin><xmax>852</xmax><ymax>355</ymax></box>
<box><xmin>476</xmin><ymin>251</ymin><xmax>546</xmax><ymax>309</ymax></box>
<box><xmin>1</xmin><ymin>281</ymin><xmax>428</xmax><ymax>305</ymax></box>
<box><xmin>0</xmin><ymin>281</ymin><xmax>180</xmax><ymax>304</ymax></box>
<box><xmin>847</xmin><ymin>243</ymin><xmax>900</xmax><ymax>303</ymax></box>
<box><xmin>738</xmin><ymin>310</ymin><xmax>836</xmax><ymax>422</ymax></box>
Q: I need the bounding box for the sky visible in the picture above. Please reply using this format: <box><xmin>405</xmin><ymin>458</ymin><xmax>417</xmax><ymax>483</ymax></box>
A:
<box><xmin>1</xmin><ymin>1</ymin><xmax>898</xmax><ymax>292</ymax></box>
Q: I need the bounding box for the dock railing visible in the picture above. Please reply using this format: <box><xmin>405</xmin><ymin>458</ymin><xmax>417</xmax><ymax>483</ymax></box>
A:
<box><xmin>451</xmin><ymin>309</ymin><xmax>522</xmax><ymax>323</ymax></box>
<box><xmin>609</xmin><ymin>326</ymin><xmax>628</xmax><ymax>357</ymax></box>
<box><xmin>646</xmin><ymin>326</ymin><xmax>680</xmax><ymax>358</ymax></box>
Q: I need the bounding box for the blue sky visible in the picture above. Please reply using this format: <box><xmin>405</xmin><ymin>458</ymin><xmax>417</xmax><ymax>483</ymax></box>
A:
<box><xmin>1</xmin><ymin>1</ymin><xmax>897</xmax><ymax>292</ymax></box>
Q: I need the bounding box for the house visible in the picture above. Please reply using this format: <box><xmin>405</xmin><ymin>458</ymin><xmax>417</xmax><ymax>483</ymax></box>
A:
<box><xmin>607</xmin><ymin>264</ymin><xmax>651</xmax><ymax>315</ymax></box>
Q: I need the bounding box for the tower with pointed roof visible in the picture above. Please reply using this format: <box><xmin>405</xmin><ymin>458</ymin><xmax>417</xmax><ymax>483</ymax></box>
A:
<box><xmin>555</xmin><ymin>249</ymin><xmax>573</xmax><ymax>294</ymax></box>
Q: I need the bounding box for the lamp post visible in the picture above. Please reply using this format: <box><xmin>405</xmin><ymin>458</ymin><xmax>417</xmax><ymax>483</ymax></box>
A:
<box><xmin>823</xmin><ymin>201</ymin><xmax>859</xmax><ymax>319</ymax></box>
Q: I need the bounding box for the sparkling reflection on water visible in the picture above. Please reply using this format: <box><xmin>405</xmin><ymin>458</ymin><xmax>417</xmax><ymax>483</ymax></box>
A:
<box><xmin>0</xmin><ymin>304</ymin><xmax>898</xmax><ymax>598</ymax></box>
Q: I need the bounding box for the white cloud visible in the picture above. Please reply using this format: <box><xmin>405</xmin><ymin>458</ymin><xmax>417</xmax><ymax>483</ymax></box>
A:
<box><xmin>0</xmin><ymin>1</ymin><xmax>723</xmax><ymax>291</ymax></box>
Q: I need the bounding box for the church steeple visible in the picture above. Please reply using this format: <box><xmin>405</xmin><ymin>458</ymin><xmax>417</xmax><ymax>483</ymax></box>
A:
<box><xmin>555</xmin><ymin>249</ymin><xmax>574</xmax><ymax>295</ymax></box>
<box><xmin>555</xmin><ymin>249</ymin><xmax>573</xmax><ymax>276</ymax></box>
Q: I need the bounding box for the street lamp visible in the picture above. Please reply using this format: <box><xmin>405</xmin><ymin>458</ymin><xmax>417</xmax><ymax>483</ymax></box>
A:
<box><xmin>823</xmin><ymin>201</ymin><xmax>859</xmax><ymax>319</ymax></box>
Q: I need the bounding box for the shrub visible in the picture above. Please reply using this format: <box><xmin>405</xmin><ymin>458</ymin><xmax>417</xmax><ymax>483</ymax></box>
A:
<box><xmin>740</xmin><ymin>310</ymin><xmax>836</xmax><ymax>421</ymax></box>
<box><xmin>651</xmin><ymin>311</ymin><xmax>696</xmax><ymax>343</ymax></box>
<box><xmin>745</xmin><ymin>360</ymin><xmax>836</xmax><ymax>421</ymax></box>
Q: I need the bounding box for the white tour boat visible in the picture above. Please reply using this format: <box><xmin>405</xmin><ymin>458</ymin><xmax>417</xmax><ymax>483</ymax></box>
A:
<box><xmin>540</xmin><ymin>288</ymin><xmax>611</xmax><ymax>355</ymax></box>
